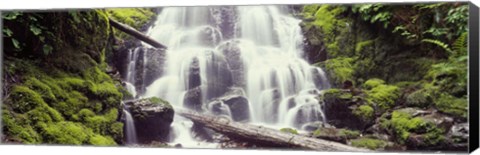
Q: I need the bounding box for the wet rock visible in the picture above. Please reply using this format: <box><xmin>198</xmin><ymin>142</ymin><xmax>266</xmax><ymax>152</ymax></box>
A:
<box><xmin>311</xmin><ymin>127</ymin><xmax>361</xmax><ymax>144</ymax></box>
<box><xmin>125</xmin><ymin>97</ymin><xmax>174</xmax><ymax>144</ymax></box>
<box><xmin>205</xmin><ymin>51</ymin><xmax>234</xmax><ymax>99</ymax></box>
<box><xmin>449</xmin><ymin>123</ymin><xmax>469</xmax><ymax>143</ymax></box>
<box><xmin>188</xmin><ymin>57</ymin><xmax>201</xmax><ymax>89</ymax></box>
<box><xmin>301</xmin><ymin>121</ymin><xmax>333</xmax><ymax>131</ymax></box>
<box><xmin>184</xmin><ymin>86</ymin><xmax>203</xmax><ymax>111</ymax></box>
<box><xmin>321</xmin><ymin>89</ymin><xmax>370</xmax><ymax>130</ymax></box>
<box><xmin>209</xmin><ymin>87</ymin><xmax>250</xmax><ymax>122</ymax></box>
<box><xmin>218</xmin><ymin>40</ymin><xmax>245</xmax><ymax>87</ymax></box>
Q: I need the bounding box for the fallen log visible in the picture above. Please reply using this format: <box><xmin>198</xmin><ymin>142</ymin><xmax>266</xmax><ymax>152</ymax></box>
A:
<box><xmin>177</xmin><ymin>109</ymin><xmax>369</xmax><ymax>152</ymax></box>
<box><xmin>108</xmin><ymin>18</ymin><xmax>167</xmax><ymax>49</ymax></box>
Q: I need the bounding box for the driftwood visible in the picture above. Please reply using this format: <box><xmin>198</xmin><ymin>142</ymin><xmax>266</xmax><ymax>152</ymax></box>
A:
<box><xmin>108</xmin><ymin>18</ymin><xmax>167</xmax><ymax>49</ymax></box>
<box><xmin>177</xmin><ymin>109</ymin><xmax>369</xmax><ymax>152</ymax></box>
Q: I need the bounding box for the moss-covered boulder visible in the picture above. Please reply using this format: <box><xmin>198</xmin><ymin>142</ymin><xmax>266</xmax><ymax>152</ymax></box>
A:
<box><xmin>312</xmin><ymin>127</ymin><xmax>360</xmax><ymax>143</ymax></box>
<box><xmin>321</xmin><ymin>89</ymin><xmax>371</xmax><ymax>130</ymax></box>
<box><xmin>125</xmin><ymin>97</ymin><xmax>174</xmax><ymax>144</ymax></box>
<box><xmin>349</xmin><ymin>137</ymin><xmax>389</xmax><ymax>150</ymax></box>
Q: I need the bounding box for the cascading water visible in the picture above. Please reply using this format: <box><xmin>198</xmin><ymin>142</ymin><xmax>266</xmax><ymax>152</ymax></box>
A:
<box><xmin>123</xmin><ymin>109</ymin><xmax>138</xmax><ymax>145</ymax></box>
<box><xmin>126</xmin><ymin>5</ymin><xmax>331</xmax><ymax>147</ymax></box>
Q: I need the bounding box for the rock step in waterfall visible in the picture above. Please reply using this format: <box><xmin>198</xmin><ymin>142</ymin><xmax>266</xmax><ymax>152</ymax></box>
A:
<box><xmin>121</xmin><ymin>6</ymin><xmax>331</xmax><ymax>147</ymax></box>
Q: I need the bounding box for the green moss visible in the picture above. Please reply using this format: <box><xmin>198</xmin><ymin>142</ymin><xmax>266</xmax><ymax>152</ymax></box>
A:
<box><xmin>280</xmin><ymin>128</ymin><xmax>299</xmax><ymax>135</ymax></box>
<box><xmin>406</xmin><ymin>89</ymin><xmax>432</xmax><ymax>108</ymax></box>
<box><xmin>434</xmin><ymin>93</ymin><xmax>467</xmax><ymax>118</ymax></box>
<box><xmin>107</xmin><ymin>8</ymin><xmax>155</xmax><ymax>39</ymax></box>
<box><xmin>313</xmin><ymin>128</ymin><xmax>360</xmax><ymax>140</ymax></box>
<box><xmin>319</xmin><ymin>57</ymin><xmax>356</xmax><ymax>86</ymax></box>
<box><xmin>24</xmin><ymin>77</ymin><xmax>56</xmax><ymax>102</ymax></box>
<box><xmin>353</xmin><ymin>105</ymin><xmax>374</xmax><ymax>121</ymax></box>
<box><xmin>338</xmin><ymin>129</ymin><xmax>361</xmax><ymax>139</ymax></box>
<box><xmin>364</xmin><ymin>79</ymin><xmax>400</xmax><ymax>111</ymax></box>
<box><xmin>9</xmin><ymin>85</ymin><xmax>47</xmax><ymax>113</ymax></box>
<box><xmin>89</xmin><ymin>134</ymin><xmax>116</xmax><ymax>146</ymax></box>
<box><xmin>41</xmin><ymin>122</ymin><xmax>89</xmax><ymax>145</ymax></box>
<box><xmin>107</xmin><ymin>8</ymin><xmax>154</xmax><ymax>29</ymax></box>
<box><xmin>350</xmin><ymin>137</ymin><xmax>387</xmax><ymax>150</ymax></box>
<box><xmin>381</xmin><ymin>111</ymin><xmax>429</xmax><ymax>143</ymax></box>
<box><xmin>363</xmin><ymin>78</ymin><xmax>385</xmax><ymax>89</ymax></box>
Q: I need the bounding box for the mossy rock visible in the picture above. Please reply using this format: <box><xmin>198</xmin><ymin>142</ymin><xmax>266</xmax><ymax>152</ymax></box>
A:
<box><xmin>353</xmin><ymin>105</ymin><xmax>375</xmax><ymax>121</ymax></box>
<box><xmin>312</xmin><ymin>127</ymin><xmax>360</xmax><ymax>143</ymax></box>
<box><xmin>350</xmin><ymin>137</ymin><xmax>388</xmax><ymax>150</ymax></box>
<box><xmin>406</xmin><ymin>89</ymin><xmax>432</xmax><ymax>108</ymax></box>
<box><xmin>434</xmin><ymin>93</ymin><xmax>467</xmax><ymax>119</ymax></box>
<box><xmin>364</xmin><ymin>79</ymin><xmax>400</xmax><ymax>112</ymax></box>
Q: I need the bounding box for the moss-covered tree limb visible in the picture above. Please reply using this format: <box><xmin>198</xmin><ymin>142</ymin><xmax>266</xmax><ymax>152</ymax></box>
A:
<box><xmin>108</xmin><ymin>18</ymin><xmax>167</xmax><ymax>49</ymax></box>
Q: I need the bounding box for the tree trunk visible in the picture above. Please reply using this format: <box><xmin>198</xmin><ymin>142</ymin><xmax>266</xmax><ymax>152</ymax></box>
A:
<box><xmin>177</xmin><ymin>109</ymin><xmax>369</xmax><ymax>152</ymax></box>
<box><xmin>108</xmin><ymin>18</ymin><xmax>167</xmax><ymax>49</ymax></box>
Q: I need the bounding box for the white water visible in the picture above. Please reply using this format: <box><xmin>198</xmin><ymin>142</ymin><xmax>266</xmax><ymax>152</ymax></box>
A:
<box><xmin>125</xmin><ymin>5</ymin><xmax>330</xmax><ymax>147</ymax></box>
<box><xmin>123</xmin><ymin>109</ymin><xmax>138</xmax><ymax>145</ymax></box>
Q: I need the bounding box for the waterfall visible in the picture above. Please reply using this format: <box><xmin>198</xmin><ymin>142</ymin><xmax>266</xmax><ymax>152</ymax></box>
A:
<box><xmin>123</xmin><ymin>109</ymin><xmax>138</xmax><ymax>145</ymax></box>
<box><xmin>129</xmin><ymin>5</ymin><xmax>330</xmax><ymax>146</ymax></box>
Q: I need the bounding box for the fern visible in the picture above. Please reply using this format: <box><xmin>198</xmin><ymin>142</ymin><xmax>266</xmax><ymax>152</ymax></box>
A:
<box><xmin>452</xmin><ymin>32</ymin><xmax>467</xmax><ymax>57</ymax></box>
<box><xmin>421</xmin><ymin>39</ymin><xmax>453</xmax><ymax>54</ymax></box>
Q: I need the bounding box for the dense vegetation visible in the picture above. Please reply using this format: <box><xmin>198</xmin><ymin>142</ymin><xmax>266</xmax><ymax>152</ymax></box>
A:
<box><xmin>300</xmin><ymin>2</ymin><xmax>468</xmax><ymax>151</ymax></box>
<box><xmin>1</xmin><ymin>9</ymin><xmax>155</xmax><ymax>145</ymax></box>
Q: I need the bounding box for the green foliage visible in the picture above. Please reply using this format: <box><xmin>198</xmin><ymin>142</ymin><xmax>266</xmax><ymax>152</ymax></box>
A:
<box><xmin>421</xmin><ymin>39</ymin><xmax>453</xmax><ymax>54</ymax></box>
<box><xmin>352</xmin><ymin>4</ymin><xmax>392</xmax><ymax>28</ymax></box>
<box><xmin>353</xmin><ymin>105</ymin><xmax>375</xmax><ymax>121</ymax></box>
<box><xmin>350</xmin><ymin>137</ymin><xmax>388</xmax><ymax>150</ymax></box>
<box><xmin>280</xmin><ymin>128</ymin><xmax>299</xmax><ymax>135</ymax></box>
<box><xmin>434</xmin><ymin>93</ymin><xmax>467</xmax><ymax>118</ymax></box>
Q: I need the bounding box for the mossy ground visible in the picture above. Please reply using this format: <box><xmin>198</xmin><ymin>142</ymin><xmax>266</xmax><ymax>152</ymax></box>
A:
<box><xmin>2</xmin><ymin>10</ymin><xmax>128</xmax><ymax>145</ymax></box>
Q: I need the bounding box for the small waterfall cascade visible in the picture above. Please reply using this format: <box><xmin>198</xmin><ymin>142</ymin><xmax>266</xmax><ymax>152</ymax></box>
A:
<box><xmin>123</xmin><ymin>108</ymin><xmax>138</xmax><ymax>145</ymax></box>
<box><xmin>123</xmin><ymin>5</ymin><xmax>331</xmax><ymax>147</ymax></box>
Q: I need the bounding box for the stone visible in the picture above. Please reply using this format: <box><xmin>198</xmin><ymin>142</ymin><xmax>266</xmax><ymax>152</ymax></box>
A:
<box><xmin>183</xmin><ymin>86</ymin><xmax>203</xmax><ymax>111</ymax></box>
<box><xmin>125</xmin><ymin>97</ymin><xmax>174</xmax><ymax>144</ymax></box>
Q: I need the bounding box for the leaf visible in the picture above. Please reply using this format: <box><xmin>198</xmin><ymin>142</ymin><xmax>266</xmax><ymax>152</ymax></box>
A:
<box><xmin>2</xmin><ymin>12</ymin><xmax>21</xmax><ymax>20</ymax></box>
<box><xmin>43</xmin><ymin>45</ymin><xmax>53</xmax><ymax>55</ymax></box>
<box><xmin>29</xmin><ymin>25</ymin><xmax>42</xmax><ymax>35</ymax></box>
<box><xmin>12</xmin><ymin>38</ymin><xmax>20</xmax><ymax>49</ymax></box>
<box><xmin>3</xmin><ymin>28</ymin><xmax>13</xmax><ymax>37</ymax></box>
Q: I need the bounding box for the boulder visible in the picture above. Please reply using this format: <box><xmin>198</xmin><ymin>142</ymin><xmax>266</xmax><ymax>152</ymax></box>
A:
<box><xmin>321</xmin><ymin>89</ymin><xmax>370</xmax><ymax>130</ymax></box>
<box><xmin>125</xmin><ymin>97</ymin><xmax>174</xmax><ymax>144</ymax></box>
<box><xmin>217</xmin><ymin>40</ymin><xmax>245</xmax><ymax>87</ymax></box>
<box><xmin>183</xmin><ymin>86</ymin><xmax>203</xmax><ymax>111</ymax></box>
<box><xmin>208</xmin><ymin>87</ymin><xmax>250</xmax><ymax>122</ymax></box>
<box><xmin>311</xmin><ymin>127</ymin><xmax>361</xmax><ymax>144</ymax></box>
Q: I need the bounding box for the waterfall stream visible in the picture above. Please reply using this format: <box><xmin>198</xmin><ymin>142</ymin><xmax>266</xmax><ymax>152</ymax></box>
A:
<box><xmin>123</xmin><ymin>109</ymin><xmax>138</xmax><ymax>145</ymax></box>
<box><xmin>123</xmin><ymin>5</ymin><xmax>330</xmax><ymax>147</ymax></box>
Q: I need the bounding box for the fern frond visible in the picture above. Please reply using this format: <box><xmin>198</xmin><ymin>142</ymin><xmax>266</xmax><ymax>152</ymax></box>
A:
<box><xmin>422</xmin><ymin>39</ymin><xmax>453</xmax><ymax>54</ymax></box>
<box><xmin>452</xmin><ymin>32</ymin><xmax>467</xmax><ymax>56</ymax></box>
